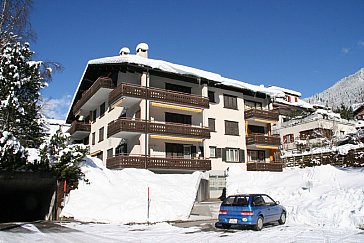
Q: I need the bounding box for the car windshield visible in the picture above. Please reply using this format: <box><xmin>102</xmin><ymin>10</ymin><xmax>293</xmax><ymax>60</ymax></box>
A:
<box><xmin>222</xmin><ymin>196</ymin><xmax>249</xmax><ymax>206</ymax></box>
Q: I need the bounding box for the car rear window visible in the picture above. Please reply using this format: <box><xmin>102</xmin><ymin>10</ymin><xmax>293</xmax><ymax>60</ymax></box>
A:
<box><xmin>222</xmin><ymin>196</ymin><xmax>249</xmax><ymax>206</ymax></box>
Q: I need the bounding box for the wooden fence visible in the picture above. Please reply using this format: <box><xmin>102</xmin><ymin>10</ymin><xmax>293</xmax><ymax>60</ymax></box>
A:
<box><xmin>281</xmin><ymin>147</ymin><xmax>364</xmax><ymax>167</ymax></box>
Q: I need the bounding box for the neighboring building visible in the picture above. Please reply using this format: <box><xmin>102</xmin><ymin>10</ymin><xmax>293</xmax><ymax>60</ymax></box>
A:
<box><xmin>66</xmin><ymin>43</ymin><xmax>284</xmax><ymax>198</ymax></box>
<box><xmin>276</xmin><ymin>107</ymin><xmax>356</xmax><ymax>154</ymax></box>
<box><xmin>44</xmin><ymin>119</ymin><xmax>70</xmax><ymax>139</ymax></box>
<box><xmin>353</xmin><ymin>103</ymin><xmax>364</xmax><ymax>121</ymax></box>
<box><xmin>268</xmin><ymin>86</ymin><xmax>314</xmax><ymax>119</ymax></box>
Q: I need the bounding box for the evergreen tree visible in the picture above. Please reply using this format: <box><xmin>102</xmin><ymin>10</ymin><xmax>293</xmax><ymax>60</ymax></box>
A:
<box><xmin>0</xmin><ymin>130</ymin><xmax>26</xmax><ymax>170</ymax></box>
<box><xmin>0</xmin><ymin>40</ymin><xmax>46</xmax><ymax>149</ymax></box>
<box><xmin>39</xmin><ymin>128</ymin><xmax>88</xmax><ymax>190</ymax></box>
<box><xmin>333</xmin><ymin>103</ymin><xmax>354</xmax><ymax>120</ymax></box>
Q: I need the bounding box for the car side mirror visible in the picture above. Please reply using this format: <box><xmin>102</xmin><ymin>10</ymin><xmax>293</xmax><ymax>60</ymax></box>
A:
<box><xmin>275</xmin><ymin>201</ymin><xmax>280</xmax><ymax>205</ymax></box>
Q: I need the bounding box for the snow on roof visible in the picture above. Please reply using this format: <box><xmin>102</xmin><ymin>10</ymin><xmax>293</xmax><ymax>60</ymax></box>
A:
<box><xmin>87</xmin><ymin>54</ymin><xmax>284</xmax><ymax>98</ymax></box>
<box><xmin>274</xmin><ymin>97</ymin><xmax>314</xmax><ymax>109</ymax></box>
<box><xmin>352</xmin><ymin>102</ymin><xmax>364</xmax><ymax>113</ymax></box>
<box><xmin>268</xmin><ymin>86</ymin><xmax>302</xmax><ymax>97</ymax></box>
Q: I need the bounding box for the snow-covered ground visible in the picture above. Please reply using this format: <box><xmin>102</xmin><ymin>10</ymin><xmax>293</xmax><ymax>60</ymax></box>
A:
<box><xmin>61</xmin><ymin>157</ymin><xmax>364</xmax><ymax>229</ymax></box>
<box><xmin>227</xmin><ymin>165</ymin><xmax>364</xmax><ymax>229</ymax></box>
<box><xmin>1</xmin><ymin>221</ymin><xmax>363</xmax><ymax>242</ymax></box>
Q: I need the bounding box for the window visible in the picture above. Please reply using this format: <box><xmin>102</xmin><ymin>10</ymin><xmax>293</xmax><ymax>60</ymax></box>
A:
<box><xmin>248</xmin><ymin>150</ymin><xmax>265</xmax><ymax>162</ymax></box>
<box><xmin>107</xmin><ymin>148</ymin><xmax>113</xmax><ymax>158</ymax></box>
<box><xmin>100</xmin><ymin>102</ymin><xmax>106</xmax><ymax>117</ymax></box>
<box><xmin>91</xmin><ymin>132</ymin><xmax>95</xmax><ymax>145</ymax></box>
<box><xmin>165</xmin><ymin>112</ymin><xmax>191</xmax><ymax>124</ymax></box>
<box><xmin>208</xmin><ymin>118</ymin><xmax>216</xmax><ymax>131</ymax></box>
<box><xmin>224</xmin><ymin>94</ymin><xmax>237</xmax><ymax>109</ymax></box>
<box><xmin>165</xmin><ymin>83</ymin><xmax>191</xmax><ymax>94</ymax></box>
<box><xmin>244</xmin><ymin>100</ymin><xmax>263</xmax><ymax>110</ymax></box>
<box><xmin>209</xmin><ymin>146</ymin><xmax>216</xmax><ymax>158</ymax></box>
<box><xmin>283</xmin><ymin>134</ymin><xmax>294</xmax><ymax>143</ymax></box>
<box><xmin>225</xmin><ymin>120</ymin><xmax>239</xmax><ymax>136</ymax></box>
<box><xmin>252</xmin><ymin>195</ymin><xmax>265</xmax><ymax>206</ymax></box>
<box><xmin>115</xmin><ymin>143</ymin><xmax>127</xmax><ymax>155</ymax></box>
<box><xmin>208</xmin><ymin>91</ymin><xmax>215</xmax><ymax>103</ymax></box>
<box><xmin>99</xmin><ymin>127</ymin><xmax>104</xmax><ymax>142</ymax></box>
<box><xmin>92</xmin><ymin>109</ymin><xmax>97</xmax><ymax>123</ymax></box>
<box><xmin>248</xmin><ymin>125</ymin><xmax>265</xmax><ymax>134</ymax></box>
<box><xmin>226</xmin><ymin>148</ymin><xmax>239</xmax><ymax>162</ymax></box>
<box><xmin>261</xmin><ymin>195</ymin><xmax>275</xmax><ymax>206</ymax></box>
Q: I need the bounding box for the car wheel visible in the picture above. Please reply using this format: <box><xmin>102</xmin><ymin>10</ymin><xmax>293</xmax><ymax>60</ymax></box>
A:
<box><xmin>278</xmin><ymin>212</ymin><xmax>286</xmax><ymax>225</ymax></box>
<box><xmin>254</xmin><ymin>216</ymin><xmax>264</xmax><ymax>231</ymax></box>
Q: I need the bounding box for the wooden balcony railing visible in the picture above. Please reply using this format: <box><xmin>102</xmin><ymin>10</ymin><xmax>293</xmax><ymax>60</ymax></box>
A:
<box><xmin>244</xmin><ymin>109</ymin><xmax>279</xmax><ymax>121</ymax></box>
<box><xmin>108</xmin><ymin>83</ymin><xmax>209</xmax><ymax>108</ymax></box>
<box><xmin>246</xmin><ymin>134</ymin><xmax>281</xmax><ymax>146</ymax></box>
<box><xmin>108</xmin><ymin>82</ymin><xmax>147</xmax><ymax>106</ymax></box>
<box><xmin>107</xmin><ymin>118</ymin><xmax>210</xmax><ymax>139</ymax></box>
<box><xmin>106</xmin><ymin>155</ymin><xmax>211</xmax><ymax>171</ymax></box>
<box><xmin>73</xmin><ymin>77</ymin><xmax>115</xmax><ymax>114</ymax></box>
<box><xmin>68</xmin><ymin>121</ymin><xmax>91</xmax><ymax>135</ymax></box>
<box><xmin>247</xmin><ymin>162</ymin><xmax>283</xmax><ymax>172</ymax></box>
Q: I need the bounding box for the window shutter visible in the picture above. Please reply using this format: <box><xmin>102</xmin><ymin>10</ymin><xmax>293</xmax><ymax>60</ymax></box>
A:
<box><xmin>239</xmin><ymin>149</ymin><xmax>245</xmax><ymax>163</ymax></box>
<box><xmin>222</xmin><ymin>148</ymin><xmax>226</xmax><ymax>161</ymax></box>
<box><xmin>216</xmin><ymin>148</ymin><xmax>222</xmax><ymax>158</ymax></box>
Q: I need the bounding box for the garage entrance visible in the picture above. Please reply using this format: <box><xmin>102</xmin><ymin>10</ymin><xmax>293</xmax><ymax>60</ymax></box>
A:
<box><xmin>0</xmin><ymin>172</ymin><xmax>57</xmax><ymax>223</ymax></box>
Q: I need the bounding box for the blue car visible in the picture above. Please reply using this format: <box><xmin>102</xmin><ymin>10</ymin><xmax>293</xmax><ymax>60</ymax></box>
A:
<box><xmin>216</xmin><ymin>194</ymin><xmax>286</xmax><ymax>231</ymax></box>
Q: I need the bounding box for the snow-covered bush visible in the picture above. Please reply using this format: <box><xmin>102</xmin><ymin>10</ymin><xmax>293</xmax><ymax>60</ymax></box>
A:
<box><xmin>39</xmin><ymin>128</ymin><xmax>88</xmax><ymax>190</ymax></box>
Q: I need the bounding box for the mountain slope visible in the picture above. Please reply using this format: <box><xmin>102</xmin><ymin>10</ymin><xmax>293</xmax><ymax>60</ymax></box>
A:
<box><xmin>305</xmin><ymin>68</ymin><xmax>364</xmax><ymax>108</ymax></box>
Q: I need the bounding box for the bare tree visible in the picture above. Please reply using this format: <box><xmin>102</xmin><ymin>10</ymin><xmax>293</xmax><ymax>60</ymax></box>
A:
<box><xmin>0</xmin><ymin>0</ymin><xmax>34</xmax><ymax>47</ymax></box>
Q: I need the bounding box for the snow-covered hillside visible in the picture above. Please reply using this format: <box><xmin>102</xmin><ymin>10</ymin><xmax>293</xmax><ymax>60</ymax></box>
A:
<box><xmin>305</xmin><ymin>68</ymin><xmax>364</xmax><ymax>108</ymax></box>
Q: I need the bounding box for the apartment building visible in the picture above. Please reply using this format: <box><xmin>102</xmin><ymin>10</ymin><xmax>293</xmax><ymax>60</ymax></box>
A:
<box><xmin>66</xmin><ymin>43</ymin><xmax>284</xmax><ymax>197</ymax></box>
<box><xmin>276</xmin><ymin>107</ymin><xmax>356</xmax><ymax>153</ymax></box>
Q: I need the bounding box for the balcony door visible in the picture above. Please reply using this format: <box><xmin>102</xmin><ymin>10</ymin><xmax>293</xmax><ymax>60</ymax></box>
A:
<box><xmin>166</xmin><ymin>143</ymin><xmax>195</xmax><ymax>158</ymax></box>
<box><xmin>165</xmin><ymin>112</ymin><xmax>192</xmax><ymax>125</ymax></box>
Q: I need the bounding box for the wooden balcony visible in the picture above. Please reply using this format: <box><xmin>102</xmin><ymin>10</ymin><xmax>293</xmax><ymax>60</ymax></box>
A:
<box><xmin>244</xmin><ymin>109</ymin><xmax>279</xmax><ymax>121</ymax></box>
<box><xmin>108</xmin><ymin>83</ymin><xmax>209</xmax><ymax>108</ymax></box>
<box><xmin>247</xmin><ymin>162</ymin><xmax>283</xmax><ymax>172</ymax></box>
<box><xmin>107</xmin><ymin>118</ymin><xmax>210</xmax><ymax>139</ymax></box>
<box><xmin>246</xmin><ymin>134</ymin><xmax>281</xmax><ymax>146</ymax></box>
<box><xmin>68</xmin><ymin>121</ymin><xmax>91</xmax><ymax>138</ymax></box>
<box><xmin>106</xmin><ymin>155</ymin><xmax>211</xmax><ymax>171</ymax></box>
<box><xmin>73</xmin><ymin>77</ymin><xmax>115</xmax><ymax>115</ymax></box>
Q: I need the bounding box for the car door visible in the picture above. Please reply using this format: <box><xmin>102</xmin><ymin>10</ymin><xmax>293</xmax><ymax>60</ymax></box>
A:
<box><xmin>261</xmin><ymin>195</ymin><xmax>281</xmax><ymax>222</ymax></box>
<box><xmin>252</xmin><ymin>195</ymin><xmax>269</xmax><ymax>221</ymax></box>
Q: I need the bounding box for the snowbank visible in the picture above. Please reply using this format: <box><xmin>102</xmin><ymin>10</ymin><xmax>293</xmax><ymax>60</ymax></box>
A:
<box><xmin>61</xmin><ymin>157</ymin><xmax>203</xmax><ymax>224</ymax></box>
<box><xmin>226</xmin><ymin>165</ymin><xmax>364</xmax><ymax>229</ymax></box>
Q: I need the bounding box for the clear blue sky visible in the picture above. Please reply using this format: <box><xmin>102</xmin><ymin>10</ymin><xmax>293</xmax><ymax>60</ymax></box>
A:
<box><xmin>30</xmin><ymin>0</ymin><xmax>364</xmax><ymax>119</ymax></box>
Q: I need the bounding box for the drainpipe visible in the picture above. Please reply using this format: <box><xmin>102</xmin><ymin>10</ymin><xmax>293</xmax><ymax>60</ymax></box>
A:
<box><xmin>144</xmin><ymin>70</ymin><xmax>149</xmax><ymax>169</ymax></box>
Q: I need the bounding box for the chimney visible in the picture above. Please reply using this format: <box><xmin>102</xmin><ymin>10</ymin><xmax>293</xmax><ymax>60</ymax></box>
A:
<box><xmin>136</xmin><ymin>43</ymin><xmax>149</xmax><ymax>58</ymax></box>
<box><xmin>119</xmin><ymin>47</ymin><xmax>130</xmax><ymax>56</ymax></box>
